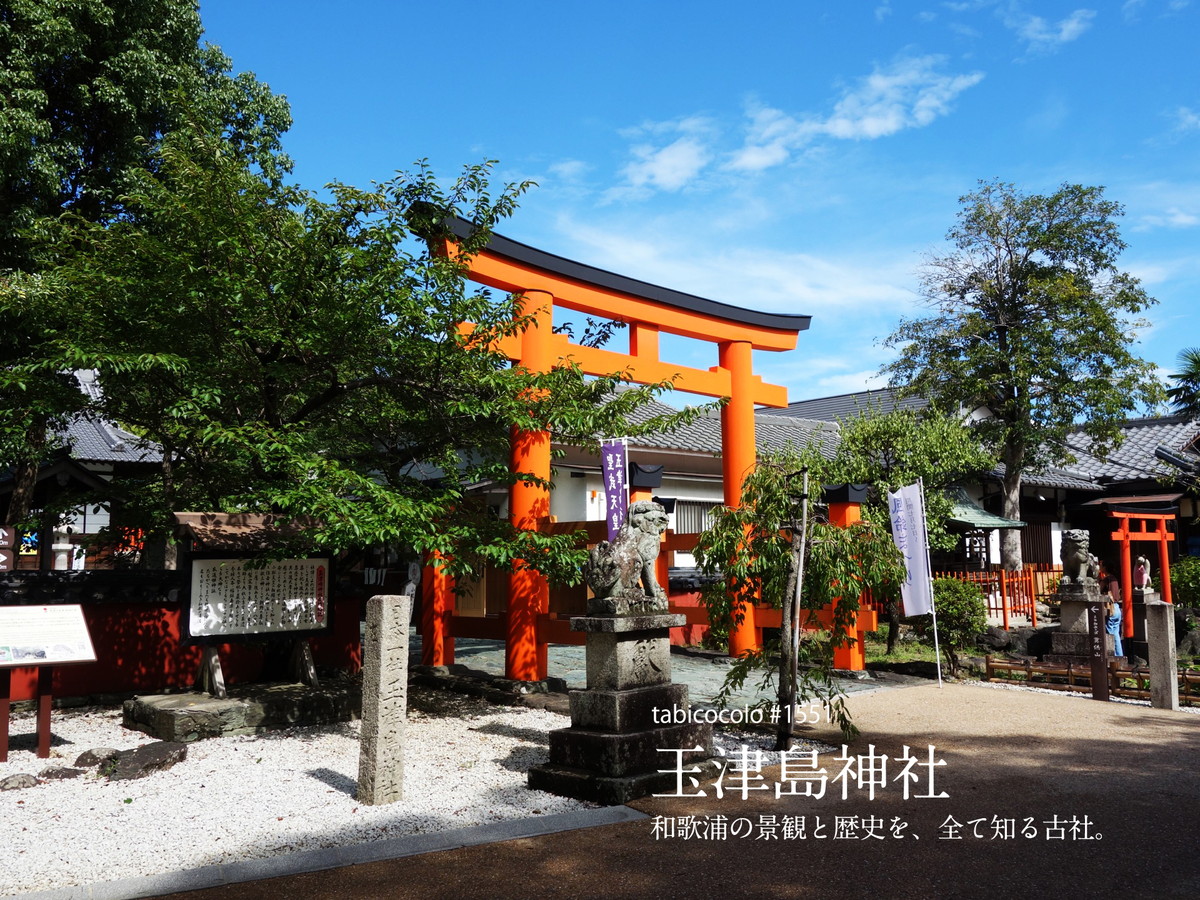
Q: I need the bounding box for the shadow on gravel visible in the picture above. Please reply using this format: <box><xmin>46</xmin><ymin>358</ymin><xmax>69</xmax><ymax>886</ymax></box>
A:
<box><xmin>306</xmin><ymin>766</ymin><xmax>357</xmax><ymax>796</ymax></box>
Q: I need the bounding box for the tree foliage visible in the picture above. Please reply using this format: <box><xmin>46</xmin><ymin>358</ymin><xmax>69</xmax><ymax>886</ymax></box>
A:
<box><xmin>0</xmin><ymin>0</ymin><xmax>291</xmax><ymax>527</ymax></box>
<box><xmin>694</xmin><ymin>447</ymin><xmax>906</xmax><ymax>743</ymax></box>
<box><xmin>883</xmin><ymin>180</ymin><xmax>1164</xmax><ymax>569</ymax></box>
<box><xmin>831</xmin><ymin>403</ymin><xmax>995</xmax><ymax>651</ymax></box>
<box><xmin>7</xmin><ymin>124</ymin><xmax>691</xmax><ymax>582</ymax></box>
<box><xmin>832</xmin><ymin>404</ymin><xmax>996</xmax><ymax>554</ymax></box>
<box><xmin>1171</xmin><ymin>555</ymin><xmax>1200</xmax><ymax>607</ymax></box>
<box><xmin>1167</xmin><ymin>348</ymin><xmax>1200</xmax><ymax>421</ymax></box>
<box><xmin>0</xmin><ymin>0</ymin><xmax>291</xmax><ymax>270</ymax></box>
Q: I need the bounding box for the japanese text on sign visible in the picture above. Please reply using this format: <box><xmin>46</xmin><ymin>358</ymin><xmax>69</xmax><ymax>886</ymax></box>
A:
<box><xmin>189</xmin><ymin>558</ymin><xmax>329</xmax><ymax>638</ymax></box>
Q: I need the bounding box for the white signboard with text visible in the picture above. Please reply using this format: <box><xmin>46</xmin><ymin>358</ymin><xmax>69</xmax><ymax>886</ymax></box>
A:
<box><xmin>0</xmin><ymin>604</ymin><xmax>97</xmax><ymax>667</ymax></box>
<box><xmin>189</xmin><ymin>558</ymin><xmax>329</xmax><ymax>638</ymax></box>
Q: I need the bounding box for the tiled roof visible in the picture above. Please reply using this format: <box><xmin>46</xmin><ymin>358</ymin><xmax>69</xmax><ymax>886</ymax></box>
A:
<box><xmin>992</xmin><ymin>463</ymin><xmax>1103</xmax><ymax>492</ymax></box>
<box><xmin>622</xmin><ymin>396</ymin><xmax>840</xmax><ymax>459</ymax></box>
<box><xmin>771</xmin><ymin>388</ymin><xmax>928</xmax><ymax>422</ymax></box>
<box><xmin>946</xmin><ymin>486</ymin><xmax>1026</xmax><ymax>529</ymax></box>
<box><xmin>1060</xmin><ymin>415</ymin><xmax>1200</xmax><ymax>483</ymax></box>
<box><xmin>62</xmin><ymin>415</ymin><xmax>161</xmax><ymax>464</ymax></box>
<box><xmin>59</xmin><ymin>371</ymin><xmax>161</xmax><ymax>464</ymax></box>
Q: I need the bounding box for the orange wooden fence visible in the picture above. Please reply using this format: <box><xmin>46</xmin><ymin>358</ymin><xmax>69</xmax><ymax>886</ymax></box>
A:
<box><xmin>932</xmin><ymin>564</ymin><xmax>1060</xmax><ymax>629</ymax></box>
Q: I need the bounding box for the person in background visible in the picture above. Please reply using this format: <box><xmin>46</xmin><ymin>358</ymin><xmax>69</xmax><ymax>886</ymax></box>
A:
<box><xmin>1100</xmin><ymin>562</ymin><xmax>1124</xmax><ymax>659</ymax></box>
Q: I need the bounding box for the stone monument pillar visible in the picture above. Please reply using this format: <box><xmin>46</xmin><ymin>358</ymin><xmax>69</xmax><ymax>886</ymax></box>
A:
<box><xmin>1145</xmin><ymin>597</ymin><xmax>1179</xmax><ymax>711</ymax></box>
<box><xmin>357</xmin><ymin>594</ymin><xmax>413</xmax><ymax>805</ymax></box>
<box><xmin>528</xmin><ymin>501</ymin><xmax>715</xmax><ymax>805</ymax></box>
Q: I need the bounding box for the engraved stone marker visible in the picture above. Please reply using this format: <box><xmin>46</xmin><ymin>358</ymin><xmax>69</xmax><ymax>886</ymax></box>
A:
<box><xmin>357</xmin><ymin>594</ymin><xmax>413</xmax><ymax>805</ymax></box>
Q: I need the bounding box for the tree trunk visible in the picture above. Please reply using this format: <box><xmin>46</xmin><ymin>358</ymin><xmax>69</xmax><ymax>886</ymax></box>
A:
<box><xmin>776</xmin><ymin>529</ymin><xmax>800</xmax><ymax>751</ymax></box>
<box><xmin>4</xmin><ymin>424</ymin><xmax>47</xmax><ymax>527</ymax></box>
<box><xmin>1000</xmin><ymin>446</ymin><xmax>1024</xmax><ymax>571</ymax></box>
<box><xmin>886</xmin><ymin>597</ymin><xmax>901</xmax><ymax>654</ymax></box>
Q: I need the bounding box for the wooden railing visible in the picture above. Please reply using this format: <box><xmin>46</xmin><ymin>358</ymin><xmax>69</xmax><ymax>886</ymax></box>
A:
<box><xmin>986</xmin><ymin>655</ymin><xmax>1200</xmax><ymax>703</ymax></box>
<box><xmin>932</xmin><ymin>564</ymin><xmax>1061</xmax><ymax>629</ymax></box>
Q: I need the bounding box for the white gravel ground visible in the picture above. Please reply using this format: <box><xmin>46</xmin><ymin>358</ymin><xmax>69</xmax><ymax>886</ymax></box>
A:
<box><xmin>0</xmin><ymin>691</ymin><xmax>592</xmax><ymax>896</ymax></box>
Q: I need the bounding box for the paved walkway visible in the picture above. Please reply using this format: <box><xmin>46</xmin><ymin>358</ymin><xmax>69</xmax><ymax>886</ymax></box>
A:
<box><xmin>414</xmin><ymin>636</ymin><xmax>907</xmax><ymax>709</ymax></box>
<box><xmin>20</xmin><ymin>643</ymin><xmax>1198</xmax><ymax>900</ymax></box>
<box><xmin>144</xmin><ymin>682</ymin><xmax>1197</xmax><ymax>900</ymax></box>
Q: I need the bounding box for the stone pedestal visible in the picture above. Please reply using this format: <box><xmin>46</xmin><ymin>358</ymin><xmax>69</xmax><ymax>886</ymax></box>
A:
<box><xmin>1125</xmin><ymin>589</ymin><xmax>1152</xmax><ymax>662</ymax></box>
<box><xmin>528</xmin><ymin>613</ymin><xmax>715</xmax><ymax>805</ymax></box>
<box><xmin>1046</xmin><ymin>584</ymin><xmax>1120</xmax><ymax>665</ymax></box>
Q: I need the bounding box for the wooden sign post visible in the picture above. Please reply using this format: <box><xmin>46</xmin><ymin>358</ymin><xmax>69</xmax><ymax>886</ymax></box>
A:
<box><xmin>1087</xmin><ymin>602</ymin><xmax>1111</xmax><ymax>702</ymax></box>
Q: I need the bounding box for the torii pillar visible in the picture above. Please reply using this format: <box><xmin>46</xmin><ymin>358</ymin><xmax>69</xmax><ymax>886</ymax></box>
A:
<box><xmin>507</xmin><ymin>291</ymin><xmax>554</xmax><ymax>681</ymax></box>
<box><xmin>721</xmin><ymin>339</ymin><xmax>761</xmax><ymax>656</ymax></box>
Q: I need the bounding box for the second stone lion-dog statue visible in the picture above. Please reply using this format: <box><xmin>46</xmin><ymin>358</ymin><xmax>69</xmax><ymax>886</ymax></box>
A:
<box><xmin>583</xmin><ymin>500</ymin><xmax>670</xmax><ymax>615</ymax></box>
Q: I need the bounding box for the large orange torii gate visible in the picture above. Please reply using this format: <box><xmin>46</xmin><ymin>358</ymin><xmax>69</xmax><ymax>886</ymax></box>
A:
<box><xmin>424</xmin><ymin>219</ymin><xmax>810</xmax><ymax>681</ymax></box>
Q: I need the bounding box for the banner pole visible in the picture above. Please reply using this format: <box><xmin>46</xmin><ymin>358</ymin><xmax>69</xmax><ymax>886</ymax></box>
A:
<box><xmin>918</xmin><ymin>477</ymin><xmax>944</xmax><ymax>687</ymax></box>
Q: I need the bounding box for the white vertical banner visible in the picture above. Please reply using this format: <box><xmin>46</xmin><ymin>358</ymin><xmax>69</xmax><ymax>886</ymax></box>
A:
<box><xmin>888</xmin><ymin>482</ymin><xmax>934</xmax><ymax>616</ymax></box>
<box><xmin>600</xmin><ymin>438</ymin><xmax>629</xmax><ymax>541</ymax></box>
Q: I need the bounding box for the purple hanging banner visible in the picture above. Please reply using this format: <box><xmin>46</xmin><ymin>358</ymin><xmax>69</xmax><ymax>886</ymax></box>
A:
<box><xmin>600</xmin><ymin>439</ymin><xmax>628</xmax><ymax>541</ymax></box>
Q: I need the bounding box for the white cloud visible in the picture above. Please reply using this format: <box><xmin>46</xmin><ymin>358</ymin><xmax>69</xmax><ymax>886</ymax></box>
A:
<box><xmin>811</xmin><ymin>369</ymin><xmax>891</xmax><ymax>396</ymax></box>
<box><xmin>554</xmin><ymin>216</ymin><xmax>918</xmax><ymax>318</ymax></box>
<box><xmin>610</xmin><ymin>117</ymin><xmax>717</xmax><ymax>196</ymax></box>
<box><xmin>621</xmin><ymin>137</ymin><xmax>711</xmax><ymax>192</ymax></box>
<box><xmin>727</xmin><ymin>56</ymin><xmax>984</xmax><ymax>172</ymax></box>
<box><xmin>547</xmin><ymin>159</ymin><xmax>590</xmax><ymax>181</ymax></box>
<box><xmin>1176</xmin><ymin>107</ymin><xmax>1200</xmax><ymax>131</ymax></box>
<box><xmin>1140</xmin><ymin>207</ymin><xmax>1200</xmax><ymax>229</ymax></box>
<box><xmin>875</xmin><ymin>2</ymin><xmax>893</xmax><ymax>22</ymax></box>
<box><xmin>1122</xmin><ymin>0</ymin><xmax>1148</xmax><ymax>19</ymax></box>
<box><xmin>1127</xmin><ymin>181</ymin><xmax>1200</xmax><ymax>231</ymax></box>
<box><xmin>1003</xmin><ymin>7</ymin><xmax>1096</xmax><ymax>52</ymax></box>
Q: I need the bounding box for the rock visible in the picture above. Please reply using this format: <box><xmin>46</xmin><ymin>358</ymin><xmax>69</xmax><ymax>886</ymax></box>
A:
<box><xmin>1176</xmin><ymin>628</ymin><xmax>1200</xmax><ymax>657</ymax></box>
<box><xmin>0</xmin><ymin>773</ymin><xmax>37</xmax><ymax>791</ymax></box>
<box><xmin>981</xmin><ymin>626</ymin><xmax>1011</xmax><ymax>650</ymax></box>
<box><xmin>39</xmin><ymin>766</ymin><xmax>85</xmax><ymax>780</ymax></box>
<box><xmin>107</xmin><ymin>741</ymin><xmax>188</xmax><ymax>781</ymax></box>
<box><xmin>75</xmin><ymin>747</ymin><xmax>120</xmax><ymax>768</ymax></box>
<box><xmin>1025</xmin><ymin>626</ymin><xmax>1055</xmax><ymax>658</ymax></box>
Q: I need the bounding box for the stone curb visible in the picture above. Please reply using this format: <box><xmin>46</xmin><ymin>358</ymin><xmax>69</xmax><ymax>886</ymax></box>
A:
<box><xmin>12</xmin><ymin>806</ymin><xmax>647</xmax><ymax>900</ymax></box>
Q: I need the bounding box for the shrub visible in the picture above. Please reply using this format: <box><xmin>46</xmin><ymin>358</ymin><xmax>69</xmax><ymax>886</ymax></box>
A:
<box><xmin>1172</xmin><ymin>555</ymin><xmax>1200</xmax><ymax>607</ymax></box>
<box><xmin>932</xmin><ymin>577</ymin><xmax>988</xmax><ymax>676</ymax></box>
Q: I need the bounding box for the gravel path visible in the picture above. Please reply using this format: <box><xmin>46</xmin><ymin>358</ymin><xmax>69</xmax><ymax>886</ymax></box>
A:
<box><xmin>0</xmin><ymin>690</ymin><xmax>591</xmax><ymax>896</ymax></box>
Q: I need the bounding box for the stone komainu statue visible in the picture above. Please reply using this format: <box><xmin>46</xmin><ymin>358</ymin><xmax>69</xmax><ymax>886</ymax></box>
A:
<box><xmin>584</xmin><ymin>500</ymin><xmax>669</xmax><ymax>615</ymax></box>
<box><xmin>1060</xmin><ymin>529</ymin><xmax>1099</xmax><ymax>585</ymax></box>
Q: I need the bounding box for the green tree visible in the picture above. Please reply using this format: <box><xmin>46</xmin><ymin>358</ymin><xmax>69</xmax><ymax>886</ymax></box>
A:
<box><xmin>831</xmin><ymin>404</ymin><xmax>996</xmax><ymax>651</ymax></box>
<box><xmin>0</xmin><ymin>0</ymin><xmax>291</xmax><ymax>528</ymax></box>
<box><xmin>883</xmin><ymin>180</ymin><xmax>1164</xmax><ymax>570</ymax></box>
<box><xmin>929</xmin><ymin>577</ymin><xmax>987</xmax><ymax>676</ymax></box>
<box><xmin>12</xmin><ymin>127</ymin><xmax>690</xmax><ymax>583</ymax></box>
<box><xmin>1167</xmin><ymin>347</ymin><xmax>1200</xmax><ymax>421</ymax></box>
<box><xmin>1</xmin><ymin>0</ymin><xmax>290</xmax><ymax>269</ymax></box>
<box><xmin>695</xmin><ymin>448</ymin><xmax>905</xmax><ymax>745</ymax></box>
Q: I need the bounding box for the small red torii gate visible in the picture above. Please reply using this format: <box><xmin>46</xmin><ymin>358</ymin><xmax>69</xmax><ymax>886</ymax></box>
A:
<box><xmin>421</xmin><ymin>220</ymin><xmax>810</xmax><ymax>681</ymax></box>
<box><xmin>1108</xmin><ymin>508</ymin><xmax>1175</xmax><ymax>639</ymax></box>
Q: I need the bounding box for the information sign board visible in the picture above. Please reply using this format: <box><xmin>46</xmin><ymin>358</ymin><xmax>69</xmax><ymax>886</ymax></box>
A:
<box><xmin>189</xmin><ymin>558</ymin><xmax>329</xmax><ymax>638</ymax></box>
<box><xmin>0</xmin><ymin>605</ymin><xmax>97</xmax><ymax>667</ymax></box>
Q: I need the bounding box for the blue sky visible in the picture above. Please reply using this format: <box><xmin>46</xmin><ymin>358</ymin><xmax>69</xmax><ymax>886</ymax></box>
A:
<box><xmin>198</xmin><ymin>1</ymin><xmax>1198</xmax><ymax>407</ymax></box>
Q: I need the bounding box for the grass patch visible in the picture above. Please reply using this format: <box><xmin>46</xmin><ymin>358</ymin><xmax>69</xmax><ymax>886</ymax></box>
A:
<box><xmin>863</xmin><ymin>624</ymin><xmax>940</xmax><ymax>667</ymax></box>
